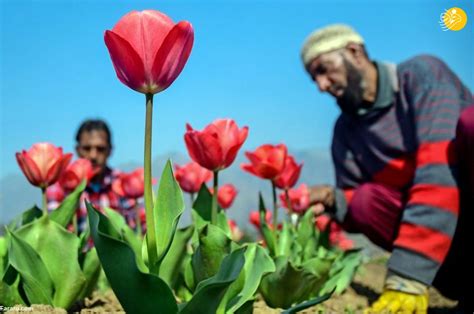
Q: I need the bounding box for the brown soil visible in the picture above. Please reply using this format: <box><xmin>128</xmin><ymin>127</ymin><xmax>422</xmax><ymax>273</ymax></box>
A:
<box><xmin>254</xmin><ymin>260</ymin><xmax>459</xmax><ymax>313</ymax></box>
<box><xmin>5</xmin><ymin>260</ymin><xmax>458</xmax><ymax>313</ymax></box>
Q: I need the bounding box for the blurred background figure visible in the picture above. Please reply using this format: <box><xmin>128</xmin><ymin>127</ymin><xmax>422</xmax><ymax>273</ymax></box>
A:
<box><xmin>301</xmin><ymin>24</ymin><xmax>473</xmax><ymax>312</ymax></box>
<box><xmin>47</xmin><ymin>119</ymin><xmax>142</xmax><ymax>234</ymax></box>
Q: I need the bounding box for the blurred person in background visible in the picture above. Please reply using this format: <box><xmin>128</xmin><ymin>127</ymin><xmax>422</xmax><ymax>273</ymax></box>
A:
<box><xmin>47</xmin><ymin>119</ymin><xmax>141</xmax><ymax>233</ymax></box>
<box><xmin>301</xmin><ymin>24</ymin><xmax>473</xmax><ymax>312</ymax></box>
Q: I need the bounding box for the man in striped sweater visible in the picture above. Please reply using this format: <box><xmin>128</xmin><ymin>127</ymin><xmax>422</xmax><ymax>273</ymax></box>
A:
<box><xmin>301</xmin><ymin>24</ymin><xmax>472</xmax><ymax>312</ymax></box>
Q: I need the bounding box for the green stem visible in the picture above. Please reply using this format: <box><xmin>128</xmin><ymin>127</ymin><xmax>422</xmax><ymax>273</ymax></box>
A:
<box><xmin>271</xmin><ymin>181</ymin><xmax>278</xmax><ymax>229</ymax></box>
<box><xmin>42</xmin><ymin>188</ymin><xmax>48</xmax><ymax>216</ymax></box>
<box><xmin>135</xmin><ymin>202</ymin><xmax>142</xmax><ymax>237</ymax></box>
<box><xmin>144</xmin><ymin>93</ymin><xmax>158</xmax><ymax>274</ymax></box>
<box><xmin>211</xmin><ymin>171</ymin><xmax>219</xmax><ymax>225</ymax></box>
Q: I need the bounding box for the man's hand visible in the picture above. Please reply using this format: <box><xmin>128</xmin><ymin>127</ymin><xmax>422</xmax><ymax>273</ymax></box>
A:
<box><xmin>365</xmin><ymin>290</ymin><xmax>428</xmax><ymax>313</ymax></box>
<box><xmin>365</xmin><ymin>273</ymin><xmax>429</xmax><ymax>313</ymax></box>
<box><xmin>308</xmin><ymin>185</ymin><xmax>335</xmax><ymax>214</ymax></box>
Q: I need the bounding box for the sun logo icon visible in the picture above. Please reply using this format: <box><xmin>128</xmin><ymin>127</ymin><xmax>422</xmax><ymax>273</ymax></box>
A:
<box><xmin>439</xmin><ymin>7</ymin><xmax>468</xmax><ymax>31</ymax></box>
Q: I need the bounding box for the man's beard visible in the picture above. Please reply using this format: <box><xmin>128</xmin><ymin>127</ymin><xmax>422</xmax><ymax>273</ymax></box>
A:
<box><xmin>336</xmin><ymin>58</ymin><xmax>366</xmax><ymax>116</ymax></box>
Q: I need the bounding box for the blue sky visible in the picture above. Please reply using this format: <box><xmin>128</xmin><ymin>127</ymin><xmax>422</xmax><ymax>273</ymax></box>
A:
<box><xmin>1</xmin><ymin>0</ymin><xmax>472</xmax><ymax>178</ymax></box>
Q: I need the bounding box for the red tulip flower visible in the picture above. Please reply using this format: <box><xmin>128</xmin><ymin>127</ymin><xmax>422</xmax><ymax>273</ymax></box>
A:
<box><xmin>59</xmin><ymin>158</ymin><xmax>95</xmax><ymax>191</ymax></box>
<box><xmin>241</xmin><ymin>144</ymin><xmax>287</xmax><ymax>180</ymax></box>
<box><xmin>184</xmin><ymin>119</ymin><xmax>249</xmax><ymax>171</ymax></box>
<box><xmin>249</xmin><ymin>210</ymin><xmax>272</xmax><ymax>229</ymax></box>
<box><xmin>16</xmin><ymin>143</ymin><xmax>72</xmax><ymax>189</ymax></box>
<box><xmin>174</xmin><ymin>161</ymin><xmax>212</xmax><ymax>194</ymax></box>
<box><xmin>112</xmin><ymin>168</ymin><xmax>148</xmax><ymax>199</ymax></box>
<box><xmin>274</xmin><ymin>155</ymin><xmax>303</xmax><ymax>190</ymax></box>
<box><xmin>280</xmin><ymin>183</ymin><xmax>310</xmax><ymax>214</ymax></box>
<box><xmin>210</xmin><ymin>184</ymin><xmax>238</xmax><ymax>209</ymax></box>
<box><xmin>104</xmin><ymin>10</ymin><xmax>194</xmax><ymax>94</ymax></box>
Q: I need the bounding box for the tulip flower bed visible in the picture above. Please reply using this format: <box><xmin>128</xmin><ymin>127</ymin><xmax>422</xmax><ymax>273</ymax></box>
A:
<box><xmin>1</xmin><ymin>9</ymin><xmax>364</xmax><ymax>314</ymax></box>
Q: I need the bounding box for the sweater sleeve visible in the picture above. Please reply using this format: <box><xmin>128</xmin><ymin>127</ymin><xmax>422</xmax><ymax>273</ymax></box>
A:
<box><xmin>388</xmin><ymin>55</ymin><xmax>472</xmax><ymax>285</ymax></box>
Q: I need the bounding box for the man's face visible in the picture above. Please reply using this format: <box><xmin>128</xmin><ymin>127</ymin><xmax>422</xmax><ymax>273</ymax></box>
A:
<box><xmin>76</xmin><ymin>130</ymin><xmax>111</xmax><ymax>174</ymax></box>
<box><xmin>308</xmin><ymin>50</ymin><xmax>365</xmax><ymax>115</ymax></box>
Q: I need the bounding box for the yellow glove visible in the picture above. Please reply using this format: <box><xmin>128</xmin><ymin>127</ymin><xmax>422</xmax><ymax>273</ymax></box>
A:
<box><xmin>365</xmin><ymin>290</ymin><xmax>428</xmax><ymax>313</ymax></box>
<box><xmin>365</xmin><ymin>273</ymin><xmax>429</xmax><ymax>313</ymax></box>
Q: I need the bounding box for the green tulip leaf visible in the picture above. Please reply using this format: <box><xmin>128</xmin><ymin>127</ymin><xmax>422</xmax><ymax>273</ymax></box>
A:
<box><xmin>78</xmin><ymin>248</ymin><xmax>101</xmax><ymax>300</ymax></box>
<box><xmin>103</xmin><ymin>207</ymin><xmax>146</xmax><ymax>272</ymax></box>
<box><xmin>86</xmin><ymin>202</ymin><xmax>177</xmax><ymax>314</ymax></box>
<box><xmin>159</xmin><ymin>225</ymin><xmax>194</xmax><ymax>287</ymax></box>
<box><xmin>7</xmin><ymin>206</ymin><xmax>42</xmax><ymax>230</ymax></box>
<box><xmin>6</xmin><ymin>228</ymin><xmax>54</xmax><ymax>305</ymax></box>
<box><xmin>296</xmin><ymin>209</ymin><xmax>315</xmax><ymax>250</ymax></box>
<box><xmin>180</xmin><ymin>247</ymin><xmax>246</xmax><ymax>314</ymax></box>
<box><xmin>223</xmin><ymin>243</ymin><xmax>275</xmax><ymax>313</ymax></box>
<box><xmin>15</xmin><ymin>216</ymin><xmax>86</xmax><ymax>308</ymax></box>
<box><xmin>153</xmin><ymin>160</ymin><xmax>185</xmax><ymax>269</ymax></box>
<box><xmin>192</xmin><ymin>223</ymin><xmax>231</xmax><ymax>284</ymax></box>
<box><xmin>184</xmin><ymin>254</ymin><xmax>195</xmax><ymax>292</ymax></box>
<box><xmin>193</xmin><ymin>183</ymin><xmax>212</xmax><ymax>222</ymax></box>
<box><xmin>320</xmin><ymin>249</ymin><xmax>362</xmax><ymax>295</ymax></box>
<box><xmin>259</xmin><ymin>256</ymin><xmax>321</xmax><ymax>309</ymax></box>
<box><xmin>277</xmin><ymin>222</ymin><xmax>292</xmax><ymax>257</ymax></box>
<box><xmin>0</xmin><ymin>275</ymin><xmax>24</xmax><ymax>306</ymax></box>
<box><xmin>258</xmin><ymin>192</ymin><xmax>276</xmax><ymax>256</ymax></box>
<box><xmin>50</xmin><ymin>180</ymin><xmax>86</xmax><ymax>227</ymax></box>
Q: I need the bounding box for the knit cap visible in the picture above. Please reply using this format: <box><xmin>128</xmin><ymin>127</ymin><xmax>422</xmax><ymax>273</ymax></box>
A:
<box><xmin>301</xmin><ymin>24</ymin><xmax>364</xmax><ymax>68</ymax></box>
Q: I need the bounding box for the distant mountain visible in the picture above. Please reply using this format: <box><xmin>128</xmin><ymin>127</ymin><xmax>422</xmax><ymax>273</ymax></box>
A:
<box><xmin>0</xmin><ymin>148</ymin><xmax>334</xmax><ymax>231</ymax></box>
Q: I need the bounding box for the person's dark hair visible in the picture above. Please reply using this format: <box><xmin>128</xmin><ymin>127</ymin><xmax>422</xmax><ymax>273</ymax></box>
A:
<box><xmin>75</xmin><ymin>119</ymin><xmax>112</xmax><ymax>147</ymax></box>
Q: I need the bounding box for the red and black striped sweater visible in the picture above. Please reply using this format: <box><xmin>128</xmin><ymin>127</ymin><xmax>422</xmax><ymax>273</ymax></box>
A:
<box><xmin>331</xmin><ymin>55</ymin><xmax>472</xmax><ymax>285</ymax></box>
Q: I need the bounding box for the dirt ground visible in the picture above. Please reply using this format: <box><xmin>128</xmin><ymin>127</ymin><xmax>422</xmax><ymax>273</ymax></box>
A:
<box><xmin>253</xmin><ymin>260</ymin><xmax>459</xmax><ymax>313</ymax></box>
<box><xmin>5</xmin><ymin>259</ymin><xmax>459</xmax><ymax>314</ymax></box>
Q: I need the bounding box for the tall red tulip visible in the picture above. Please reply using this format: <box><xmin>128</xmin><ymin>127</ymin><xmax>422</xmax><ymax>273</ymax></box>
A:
<box><xmin>174</xmin><ymin>161</ymin><xmax>212</xmax><ymax>194</ymax></box>
<box><xmin>280</xmin><ymin>183</ymin><xmax>310</xmax><ymax>214</ymax></box>
<box><xmin>104</xmin><ymin>10</ymin><xmax>194</xmax><ymax>94</ymax></box>
<box><xmin>241</xmin><ymin>144</ymin><xmax>287</xmax><ymax>180</ymax></box>
<box><xmin>16</xmin><ymin>143</ymin><xmax>72</xmax><ymax>189</ymax></box>
<box><xmin>112</xmin><ymin>168</ymin><xmax>147</xmax><ymax>199</ymax></box>
<box><xmin>211</xmin><ymin>184</ymin><xmax>238</xmax><ymax>209</ymax></box>
<box><xmin>59</xmin><ymin>158</ymin><xmax>95</xmax><ymax>191</ymax></box>
<box><xmin>274</xmin><ymin>155</ymin><xmax>303</xmax><ymax>190</ymax></box>
<box><xmin>184</xmin><ymin>119</ymin><xmax>249</xmax><ymax>171</ymax></box>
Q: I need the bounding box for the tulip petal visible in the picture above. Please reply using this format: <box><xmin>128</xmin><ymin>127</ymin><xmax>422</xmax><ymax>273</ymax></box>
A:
<box><xmin>185</xmin><ymin>132</ymin><xmax>223</xmax><ymax>171</ymax></box>
<box><xmin>151</xmin><ymin>21</ymin><xmax>194</xmax><ymax>93</ymax></box>
<box><xmin>244</xmin><ymin>152</ymin><xmax>262</xmax><ymax>166</ymax></box>
<box><xmin>212</xmin><ymin>119</ymin><xmax>239</xmax><ymax>154</ymax></box>
<box><xmin>241</xmin><ymin>163</ymin><xmax>259</xmax><ymax>178</ymax></box>
<box><xmin>222</xmin><ymin>126</ymin><xmax>248</xmax><ymax>168</ymax></box>
<box><xmin>45</xmin><ymin>154</ymin><xmax>72</xmax><ymax>187</ymax></box>
<box><xmin>104</xmin><ymin>30</ymin><xmax>147</xmax><ymax>93</ymax></box>
<box><xmin>28</xmin><ymin>143</ymin><xmax>62</xmax><ymax>179</ymax></box>
<box><xmin>16</xmin><ymin>152</ymin><xmax>42</xmax><ymax>187</ymax></box>
<box><xmin>185</xmin><ymin>123</ymin><xmax>194</xmax><ymax>132</ymax></box>
<box><xmin>111</xmin><ymin>10</ymin><xmax>174</xmax><ymax>72</ymax></box>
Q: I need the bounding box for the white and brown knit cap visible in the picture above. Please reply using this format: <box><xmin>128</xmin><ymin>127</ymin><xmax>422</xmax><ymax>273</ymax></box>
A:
<box><xmin>301</xmin><ymin>24</ymin><xmax>364</xmax><ymax>68</ymax></box>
